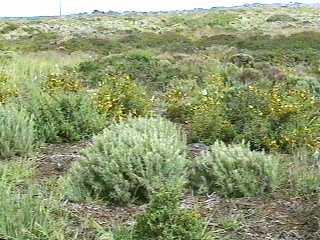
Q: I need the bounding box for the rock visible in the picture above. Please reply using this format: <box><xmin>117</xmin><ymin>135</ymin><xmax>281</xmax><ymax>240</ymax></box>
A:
<box><xmin>49</xmin><ymin>154</ymin><xmax>82</xmax><ymax>171</ymax></box>
<box><xmin>188</xmin><ymin>143</ymin><xmax>209</xmax><ymax>157</ymax></box>
<box><xmin>230</xmin><ymin>53</ymin><xmax>254</xmax><ymax>68</ymax></box>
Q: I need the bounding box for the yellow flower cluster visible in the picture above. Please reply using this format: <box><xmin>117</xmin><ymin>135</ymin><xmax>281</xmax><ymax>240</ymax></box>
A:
<box><xmin>95</xmin><ymin>74</ymin><xmax>151</xmax><ymax>121</ymax></box>
<box><xmin>0</xmin><ymin>73</ymin><xmax>18</xmax><ymax>104</ymax></box>
<box><xmin>247</xmin><ymin>83</ymin><xmax>318</xmax><ymax>151</ymax></box>
<box><xmin>43</xmin><ymin>73</ymin><xmax>83</xmax><ymax>93</ymax></box>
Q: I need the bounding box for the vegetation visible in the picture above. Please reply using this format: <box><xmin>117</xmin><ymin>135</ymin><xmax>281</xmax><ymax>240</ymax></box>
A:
<box><xmin>0</xmin><ymin>5</ymin><xmax>319</xmax><ymax>239</ymax></box>
<box><xmin>0</xmin><ymin>104</ymin><xmax>34</xmax><ymax>159</ymax></box>
<box><xmin>189</xmin><ymin>142</ymin><xmax>280</xmax><ymax>197</ymax></box>
<box><xmin>64</xmin><ymin>117</ymin><xmax>187</xmax><ymax>204</ymax></box>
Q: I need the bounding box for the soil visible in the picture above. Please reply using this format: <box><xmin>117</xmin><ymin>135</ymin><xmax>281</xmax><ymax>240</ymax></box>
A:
<box><xmin>34</xmin><ymin>142</ymin><xmax>320</xmax><ymax>240</ymax></box>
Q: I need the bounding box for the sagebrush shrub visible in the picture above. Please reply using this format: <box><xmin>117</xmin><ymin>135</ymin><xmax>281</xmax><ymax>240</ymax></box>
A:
<box><xmin>24</xmin><ymin>91</ymin><xmax>105</xmax><ymax>143</ymax></box>
<box><xmin>64</xmin><ymin>117</ymin><xmax>187</xmax><ymax>204</ymax></box>
<box><xmin>190</xmin><ymin>142</ymin><xmax>280</xmax><ymax>197</ymax></box>
<box><xmin>0</xmin><ymin>104</ymin><xmax>34</xmax><ymax>159</ymax></box>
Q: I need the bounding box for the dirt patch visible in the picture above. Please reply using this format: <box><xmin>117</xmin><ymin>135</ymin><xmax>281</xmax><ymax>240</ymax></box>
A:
<box><xmin>64</xmin><ymin>194</ymin><xmax>320</xmax><ymax>240</ymax></box>
<box><xmin>35</xmin><ymin>141</ymin><xmax>91</xmax><ymax>181</ymax></box>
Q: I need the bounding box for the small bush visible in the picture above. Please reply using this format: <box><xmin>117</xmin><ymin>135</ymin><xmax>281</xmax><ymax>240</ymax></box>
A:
<box><xmin>0</xmin><ymin>72</ymin><xmax>18</xmax><ymax>104</ymax></box>
<box><xmin>95</xmin><ymin>74</ymin><xmax>152</xmax><ymax>121</ymax></box>
<box><xmin>42</xmin><ymin>72</ymin><xmax>83</xmax><ymax>93</ymax></box>
<box><xmin>266</xmin><ymin>14</ymin><xmax>297</xmax><ymax>22</ymax></box>
<box><xmin>132</xmin><ymin>186</ymin><xmax>210</xmax><ymax>240</ymax></box>
<box><xmin>64</xmin><ymin>117</ymin><xmax>187</xmax><ymax>204</ymax></box>
<box><xmin>0</xmin><ymin>104</ymin><xmax>34</xmax><ymax>159</ymax></box>
<box><xmin>190</xmin><ymin>142</ymin><xmax>280</xmax><ymax>197</ymax></box>
<box><xmin>24</xmin><ymin>92</ymin><xmax>105</xmax><ymax>143</ymax></box>
<box><xmin>0</xmin><ymin>168</ymin><xmax>67</xmax><ymax>240</ymax></box>
<box><xmin>166</xmin><ymin>75</ymin><xmax>234</xmax><ymax>144</ymax></box>
<box><xmin>285</xmin><ymin>151</ymin><xmax>320</xmax><ymax>198</ymax></box>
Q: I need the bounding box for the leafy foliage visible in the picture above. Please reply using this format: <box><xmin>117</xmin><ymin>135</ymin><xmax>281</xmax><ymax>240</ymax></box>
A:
<box><xmin>64</xmin><ymin>117</ymin><xmax>187</xmax><ymax>204</ymax></box>
<box><xmin>24</xmin><ymin>92</ymin><xmax>105</xmax><ymax>143</ymax></box>
<box><xmin>95</xmin><ymin>74</ymin><xmax>152</xmax><ymax>121</ymax></box>
<box><xmin>190</xmin><ymin>142</ymin><xmax>280</xmax><ymax>197</ymax></box>
<box><xmin>132</xmin><ymin>186</ymin><xmax>210</xmax><ymax>240</ymax></box>
<box><xmin>0</xmin><ymin>104</ymin><xmax>34</xmax><ymax>159</ymax></box>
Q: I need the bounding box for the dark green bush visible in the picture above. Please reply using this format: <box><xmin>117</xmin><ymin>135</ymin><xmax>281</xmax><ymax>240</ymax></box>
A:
<box><xmin>266</xmin><ymin>14</ymin><xmax>297</xmax><ymax>22</ymax></box>
<box><xmin>24</xmin><ymin>92</ymin><xmax>105</xmax><ymax>143</ymax></box>
<box><xmin>132</xmin><ymin>186</ymin><xmax>210</xmax><ymax>240</ymax></box>
<box><xmin>77</xmin><ymin>50</ymin><xmax>183</xmax><ymax>89</ymax></box>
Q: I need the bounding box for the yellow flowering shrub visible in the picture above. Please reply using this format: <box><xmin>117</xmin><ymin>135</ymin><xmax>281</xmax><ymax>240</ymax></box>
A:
<box><xmin>166</xmin><ymin>75</ymin><xmax>234</xmax><ymax>143</ymax></box>
<box><xmin>166</xmin><ymin>75</ymin><xmax>319</xmax><ymax>153</ymax></box>
<box><xmin>42</xmin><ymin>72</ymin><xmax>83</xmax><ymax>93</ymax></box>
<box><xmin>0</xmin><ymin>73</ymin><xmax>18</xmax><ymax>104</ymax></box>
<box><xmin>228</xmin><ymin>83</ymin><xmax>319</xmax><ymax>152</ymax></box>
<box><xmin>95</xmin><ymin>74</ymin><xmax>152</xmax><ymax>121</ymax></box>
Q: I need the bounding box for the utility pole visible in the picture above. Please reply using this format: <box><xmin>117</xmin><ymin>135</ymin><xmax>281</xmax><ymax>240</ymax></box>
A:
<box><xmin>59</xmin><ymin>0</ymin><xmax>62</xmax><ymax>17</ymax></box>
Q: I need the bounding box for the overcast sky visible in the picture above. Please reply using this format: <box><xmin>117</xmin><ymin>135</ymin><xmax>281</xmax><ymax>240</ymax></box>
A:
<box><xmin>0</xmin><ymin>0</ymin><xmax>318</xmax><ymax>17</ymax></box>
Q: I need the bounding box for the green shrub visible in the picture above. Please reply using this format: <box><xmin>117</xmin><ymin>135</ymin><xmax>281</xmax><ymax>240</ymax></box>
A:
<box><xmin>42</xmin><ymin>72</ymin><xmax>83</xmax><ymax>93</ymax></box>
<box><xmin>190</xmin><ymin>142</ymin><xmax>280</xmax><ymax>197</ymax></box>
<box><xmin>95</xmin><ymin>74</ymin><xmax>152</xmax><ymax>121</ymax></box>
<box><xmin>132</xmin><ymin>186</ymin><xmax>210</xmax><ymax>240</ymax></box>
<box><xmin>0</xmin><ymin>104</ymin><xmax>34</xmax><ymax>159</ymax></box>
<box><xmin>285</xmin><ymin>151</ymin><xmax>320</xmax><ymax>198</ymax></box>
<box><xmin>266</xmin><ymin>14</ymin><xmax>297</xmax><ymax>22</ymax></box>
<box><xmin>0</xmin><ymin>162</ymin><xmax>67</xmax><ymax>240</ymax></box>
<box><xmin>64</xmin><ymin>117</ymin><xmax>187</xmax><ymax>204</ymax></box>
<box><xmin>227</xmin><ymin>83</ymin><xmax>319</xmax><ymax>152</ymax></box>
<box><xmin>0</xmin><ymin>72</ymin><xmax>18</xmax><ymax>104</ymax></box>
<box><xmin>24</xmin><ymin>92</ymin><xmax>105</xmax><ymax>143</ymax></box>
<box><xmin>77</xmin><ymin>50</ymin><xmax>183</xmax><ymax>89</ymax></box>
<box><xmin>0</xmin><ymin>22</ymin><xmax>20</xmax><ymax>34</ymax></box>
<box><xmin>166</xmin><ymin>75</ymin><xmax>234</xmax><ymax>144</ymax></box>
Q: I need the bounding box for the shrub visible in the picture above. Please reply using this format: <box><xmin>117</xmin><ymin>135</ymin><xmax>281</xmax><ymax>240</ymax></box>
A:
<box><xmin>0</xmin><ymin>167</ymin><xmax>67</xmax><ymax>240</ymax></box>
<box><xmin>95</xmin><ymin>74</ymin><xmax>152</xmax><ymax>121</ymax></box>
<box><xmin>132</xmin><ymin>186</ymin><xmax>210</xmax><ymax>240</ymax></box>
<box><xmin>24</xmin><ymin>92</ymin><xmax>105</xmax><ymax>143</ymax></box>
<box><xmin>227</xmin><ymin>83</ymin><xmax>319</xmax><ymax>152</ymax></box>
<box><xmin>0</xmin><ymin>104</ymin><xmax>34</xmax><ymax>159</ymax></box>
<box><xmin>0</xmin><ymin>72</ymin><xmax>18</xmax><ymax>104</ymax></box>
<box><xmin>266</xmin><ymin>14</ymin><xmax>297</xmax><ymax>22</ymax></box>
<box><xmin>77</xmin><ymin>51</ymin><xmax>183</xmax><ymax>89</ymax></box>
<box><xmin>166</xmin><ymin>75</ymin><xmax>234</xmax><ymax>144</ymax></box>
<box><xmin>190</xmin><ymin>142</ymin><xmax>280</xmax><ymax>197</ymax></box>
<box><xmin>285</xmin><ymin>151</ymin><xmax>320</xmax><ymax>198</ymax></box>
<box><xmin>42</xmin><ymin>72</ymin><xmax>83</xmax><ymax>93</ymax></box>
<box><xmin>64</xmin><ymin>117</ymin><xmax>187</xmax><ymax>204</ymax></box>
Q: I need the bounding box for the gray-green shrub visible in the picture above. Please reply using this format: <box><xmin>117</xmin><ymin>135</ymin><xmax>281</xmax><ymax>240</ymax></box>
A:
<box><xmin>0</xmin><ymin>104</ymin><xmax>34</xmax><ymax>159</ymax></box>
<box><xmin>190</xmin><ymin>142</ymin><xmax>280</xmax><ymax>197</ymax></box>
<box><xmin>64</xmin><ymin>117</ymin><xmax>187</xmax><ymax>204</ymax></box>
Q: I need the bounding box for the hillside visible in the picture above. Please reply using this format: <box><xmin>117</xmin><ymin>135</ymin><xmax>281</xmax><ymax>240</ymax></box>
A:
<box><xmin>0</xmin><ymin>5</ymin><xmax>320</xmax><ymax>240</ymax></box>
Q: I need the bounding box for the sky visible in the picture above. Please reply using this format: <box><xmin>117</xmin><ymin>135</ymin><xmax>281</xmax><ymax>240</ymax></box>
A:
<box><xmin>0</xmin><ymin>0</ymin><xmax>318</xmax><ymax>17</ymax></box>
